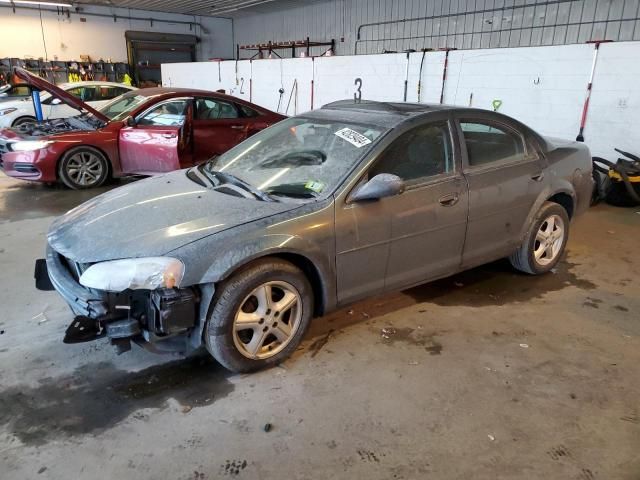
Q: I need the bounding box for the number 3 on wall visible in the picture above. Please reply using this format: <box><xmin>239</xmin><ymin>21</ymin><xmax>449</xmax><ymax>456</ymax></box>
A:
<box><xmin>354</xmin><ymin>78</ymin><xmax>362</xmax><ymax>103</ymax></box>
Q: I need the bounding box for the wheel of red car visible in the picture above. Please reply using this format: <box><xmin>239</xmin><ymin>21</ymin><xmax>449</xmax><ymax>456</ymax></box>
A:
<box><xmin>205</xmin><ymin>258</ymin><xmax>314</xmax><ymax>373</ymax></box>
<box><xmin>509</xmin><ymin>201</ymin><xmax>570</xmax><ymax>275</ymax></box>
<box><xmin>58</xmin><ymin>146</ymin><xmax>110</xmax><ymax>189</ymax></box>
<box><xmin>12</xmin><ymin>116</ymin><xmax>36</xmax><ymax>127</ymax></box>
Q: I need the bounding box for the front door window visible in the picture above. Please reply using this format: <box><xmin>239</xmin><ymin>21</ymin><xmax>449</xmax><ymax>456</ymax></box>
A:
<box><xmin>137</xmin><ymin>100</ymin><xmax>189</xmax><ymax>126</ymax></box>
<box><xmin>370</xmin><ymin>122</ymin><xmax>453</xmax><ymax>185</ymax></box>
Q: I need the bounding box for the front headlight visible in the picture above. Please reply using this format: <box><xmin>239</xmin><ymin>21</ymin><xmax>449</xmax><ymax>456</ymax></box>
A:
<box><xmin>79</xmin><ymin>257</ymin><xmax>185</xmax><ymax>292</ymax></box>
<box><xmin>9</xmin><ymin>140</ymin><xmax>54</xmax><ymax>152</ymax></box>
<box><xmin>0</xmin><ymin>108</ymin><xmax>17</xmax><ymax>116</ymax></box>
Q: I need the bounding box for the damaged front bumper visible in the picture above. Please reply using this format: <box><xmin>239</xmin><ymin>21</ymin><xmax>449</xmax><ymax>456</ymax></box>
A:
<box><xmin>37</xmin><ymin>246</ymin><xmax>205</xmax><ymax>354</ymax></box>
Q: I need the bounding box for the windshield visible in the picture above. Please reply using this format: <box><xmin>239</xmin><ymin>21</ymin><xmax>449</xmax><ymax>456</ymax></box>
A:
<box><xmin>205</xmin><ymin>117</ymin><xmax>385</xmax><ymax>198</ymax></box>
<box><xmin>99</xmin><ymin>94</ymin><xmax>149</xmax><ymax>120</ymax></box>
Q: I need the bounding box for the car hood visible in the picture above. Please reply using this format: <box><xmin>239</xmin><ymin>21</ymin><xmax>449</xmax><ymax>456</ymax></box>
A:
<box><xmin>48</xmin><ymin>170</ymin><xmax>302</xmax><ymax>263</ymax></box>
<box><xmin>13</xmin><ymin>67</ymin><xmax>109</xmax><ymax>122</ymax></box>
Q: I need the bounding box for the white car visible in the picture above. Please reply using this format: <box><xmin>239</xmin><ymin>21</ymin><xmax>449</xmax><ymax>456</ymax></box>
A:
<box><xmin>0</xmin><ymin>81</ymin><xmax>136</xmax><ymax>127</ymax></box>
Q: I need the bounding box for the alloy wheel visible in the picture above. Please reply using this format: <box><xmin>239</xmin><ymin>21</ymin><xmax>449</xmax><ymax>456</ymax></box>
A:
<box><xmin>232</xmin><ymin>281</ymin><xmax>302</xmax><ymax>360</ymax></box>
<box><xmin>533</xmin><ymin>214</ymin><xmax>565</xmax><ymax>266</ymax></box>
<box><xmin>66</xmin><ymin>151</ymin><xmax>104</xmax><ymax>187</ymax></box>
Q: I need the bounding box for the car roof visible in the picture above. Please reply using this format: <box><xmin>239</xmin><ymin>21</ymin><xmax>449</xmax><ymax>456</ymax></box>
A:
<box><xmin>127</xmin><ymin>87</ymin><xmax>234</xmax><ymax>98</ymax></box>
<box><xmin>317</xmin><ymin>100</ymin><xmax>551</xmax><ymax>151</ymax></box>
<box><xmin>58</xmin><ymin>81</ymin><xmax>136</xmax><ymax>89</ymax></box>
<box><xmin>303</xmin><ymin>100</ymin><xmax>455</xmax><ymax>128</ymax></box>
<box><xmin>323</xmin><ymin>99</ymin><xmax>456</xmax><ymax>114</ymax></box>
<box><xmin>119</xmin><ymin>87</ymin><xmax>274</xmax><ymax>114</ymax></box>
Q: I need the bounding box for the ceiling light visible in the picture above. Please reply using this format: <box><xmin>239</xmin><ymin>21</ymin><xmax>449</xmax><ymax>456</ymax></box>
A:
<box><xmin>0</xmin><ymin>0</ymin><xmax>73</xmax><ymax>7</ymax></box>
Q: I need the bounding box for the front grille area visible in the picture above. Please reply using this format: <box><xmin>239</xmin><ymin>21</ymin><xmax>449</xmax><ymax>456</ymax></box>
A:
<box><xmin>0</xmin><ymin>141</ymin><xmax>7</xmax><ymax>167</ymax></box>
<box><xmin>13</xmin><ymin>162</ymin><xmax>39</xmax><ymax>174</ymax></box>
<box><xmin>59</xmin><ymin>253</ymin><xmax>91</xmax><ymax>283</ymax></box>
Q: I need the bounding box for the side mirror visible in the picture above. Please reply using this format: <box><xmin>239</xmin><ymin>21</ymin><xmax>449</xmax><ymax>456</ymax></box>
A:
<box><xmin>125</xmin><ymin>116</ymin><xmax>136</xmax><ymax>127</ymax></box>
<box><xmin>350</xmin><ymin>173</ymin><xmax>404</xmax><ymax>202</ymax></box>
<box><xmin>51</xmin><ymin>98</ymin><xmax>62</xmax><ymax>105</ymax></box>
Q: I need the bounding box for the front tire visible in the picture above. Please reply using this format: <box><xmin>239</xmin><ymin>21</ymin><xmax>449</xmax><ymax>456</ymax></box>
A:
<box><xmin>12</xmin><ymin>116</ymin><xmax>36</xmax><ymax>127</ymax></box>
<box><xmin>58</xmin><ymin>146</ymin><xmax>110</xmax><ymax>189</ymax></box>
<box><xmin>205</xmin><ymin>259</ymin><xmax>314</xmax><ymax>373</ymax></box>
<box><xmin>509</xmin><ymin>201</ymin><xmax>570</xmax><ymax>275</ymax></box>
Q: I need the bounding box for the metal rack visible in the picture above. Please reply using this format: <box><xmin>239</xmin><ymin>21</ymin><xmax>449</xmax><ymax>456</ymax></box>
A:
<box><xmin>0</xmin><ymin>58</ymin><xmax>131</xmax><ymax>87</ymax></box>
<box><xmin>237</xmin><ymin>38</ymin><xmax>335</xmax><ymax>59</ymax></box>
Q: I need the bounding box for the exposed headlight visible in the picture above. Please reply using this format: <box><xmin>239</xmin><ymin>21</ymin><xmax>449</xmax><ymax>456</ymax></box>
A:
<box><xmin>9</xmin><ymin>140</ymin><xmax>54</xmax><ymax>152</ymax></box>
<box><xmin>0</xmin><ymin>108</ymin><xmax>17</xmax><ymax>116</ymax></box>
<box><xmin>79</xmin><ymin>257</ymin><xmax>185</xmax><ymax>292</ymax></box>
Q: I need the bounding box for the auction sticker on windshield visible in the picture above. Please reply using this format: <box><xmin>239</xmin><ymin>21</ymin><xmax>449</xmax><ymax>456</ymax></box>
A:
<box><xmin>304</xmin><ymin>181</ymin><xmax>325</xmax><ymax>193</ymax></box>
<box><xmin>334</xmin><ymin>128</ymin><xmax>372</xmax><ymax>148</ymax></box>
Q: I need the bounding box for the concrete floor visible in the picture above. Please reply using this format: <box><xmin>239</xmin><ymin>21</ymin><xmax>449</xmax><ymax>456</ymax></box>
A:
<box><xmin>0</xmin><ymin>172</ymin><xmax>639</xmax><ymax>480</ymax></box>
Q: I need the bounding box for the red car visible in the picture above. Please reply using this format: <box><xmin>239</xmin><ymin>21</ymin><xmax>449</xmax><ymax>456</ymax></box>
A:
<box><xmin>0</xmin><ymin>68</ymin><xmax>285</xmax><ymax>189</ymax></box>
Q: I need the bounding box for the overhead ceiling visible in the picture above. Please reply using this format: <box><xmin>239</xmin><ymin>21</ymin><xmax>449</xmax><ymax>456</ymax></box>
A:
<box><xmin>73</xmin><ymin>0</ymin><xmax>318</xmax><ymax>17</ymax></box>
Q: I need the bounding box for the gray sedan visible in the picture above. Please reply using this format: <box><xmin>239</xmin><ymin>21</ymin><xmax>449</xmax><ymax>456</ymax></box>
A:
<box><xmin>37</xmin><ymin>100</ymin><xmax>594</xmax><ymax>372</ymax></box>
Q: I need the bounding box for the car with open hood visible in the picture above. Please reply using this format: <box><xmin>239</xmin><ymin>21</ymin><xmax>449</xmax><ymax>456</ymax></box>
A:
<box><xmin>0</xmin><ymin>80</ymin><xmax>136</xmax><ymax>127</ymax></box>
<box><xmin>36</xmin><ymin>100</ymin><xmax>594</xmax><ymax>373</ymax></box>
<box><xmin>0</xmin><ymin>68</ymin><xmax>285</xmax><ymax>189</ymax></box>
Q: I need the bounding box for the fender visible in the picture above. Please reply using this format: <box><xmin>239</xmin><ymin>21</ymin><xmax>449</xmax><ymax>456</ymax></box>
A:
<box><xmin>185</xmin><ymin>237</ymin><xmax>335</xmax><ymax>350</ymax></box>
<box><xmin>518</xmin><ymin>178</ymin><xmax>576</xmax><ymax>243</ymax></box>
<box><xmin>199</xmin><ymin>233</ymin><xmax>335</xmax><ymax>312</ymax></box>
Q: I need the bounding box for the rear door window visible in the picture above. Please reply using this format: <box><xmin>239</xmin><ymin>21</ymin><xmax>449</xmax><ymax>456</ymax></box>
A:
<box><xmin>96</xmin><ymin>85</ymin><xmax>130</xmax><ymax>101</ymax></box>
<box><xmin>66</xmin><ymin>86</ymin><xmax>89</xmax><ymax>101</ymax></box>
<box><xmin>195</xmin><ymin>98</ymin><xmax>239</xmax><ymax>120</ymax></box>
<box><xmin>239</xmin><ymin>104</ymin><xmax>260</xmax><ymax>118</ymax></box>
<box><xmin>459</xmin><ymin>121</ymin><xmax>525</xmax><ymax>167</ymax></box>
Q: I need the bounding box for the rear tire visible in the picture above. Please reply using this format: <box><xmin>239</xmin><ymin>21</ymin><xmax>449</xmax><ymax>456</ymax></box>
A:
<box><xmin>58</xmin><ymin>146</ymin><xmax>110</xmax><ymax>189</ymax></box>
<box><xmin>205</xmin><ymin>259</ymin><xmax>314</xmax><ymax>373</ymax></box>
<box><xmin>509</xmin><ymin>201</ymin><xmax>570</xmax><ymax>275</ymax></box>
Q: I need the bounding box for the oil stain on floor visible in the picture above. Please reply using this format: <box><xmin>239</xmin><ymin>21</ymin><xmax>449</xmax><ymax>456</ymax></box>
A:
<box><xmin>0</xmin><ymin>355</ymin><xmax>233</xmax><ymax>445</ymax></box>
<box><xmin>404</xmin><ymin>259</ymin><xmax>595</xmax><ymax>307</ymax></box>
<box><xmin>380</xmin><ymin>327</ymin><xmax>443</xmax><ymax>355</ymax></box>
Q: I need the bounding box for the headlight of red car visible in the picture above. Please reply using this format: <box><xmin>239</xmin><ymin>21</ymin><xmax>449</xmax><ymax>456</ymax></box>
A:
<box><xmin>9</xmin><ymin>140</ymin><xmax>54</xmax><ymax>152</ymax></box>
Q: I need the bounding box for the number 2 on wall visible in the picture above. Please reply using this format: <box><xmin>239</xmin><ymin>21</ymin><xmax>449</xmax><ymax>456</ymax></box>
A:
<box><xmin>354</xmin><ymin>78</ymin><xmax>362</xmax><ymax>102</ymax></box>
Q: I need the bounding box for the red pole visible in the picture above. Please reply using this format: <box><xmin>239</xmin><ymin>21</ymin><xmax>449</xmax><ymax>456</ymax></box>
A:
<box><xmin>576</xmin><ymin>40</ymin><xmax>611</xmax><ymax>142</ymax></box>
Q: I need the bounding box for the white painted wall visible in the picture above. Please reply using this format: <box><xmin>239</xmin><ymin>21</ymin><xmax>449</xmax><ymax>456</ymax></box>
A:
<box><xmin>0</xmin><ymin>5</ymin><xmax>233</xmax><ymax>62</ymax></box>
<box><xmin>441</xmin><ymin>45</ymin><xmax>594</xmax><ymax>144</ymax></box>
<box><xmin>162</xmin><ymin>41</ymin><xmax>640</xmax><ymax>160</ymax></box>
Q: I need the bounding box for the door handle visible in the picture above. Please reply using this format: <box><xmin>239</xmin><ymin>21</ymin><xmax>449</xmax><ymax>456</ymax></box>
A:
<box><xmin>230</xmin><ymin>125</ymin><xmax>245</xmax><ymax>130</ymax></box>
<box><xmin>161</xmin><ymin>133</ymin><xmax>177</xmax><ymax>139</ymax></box>
<box><xmin>439</xmin><ymin>193</ymin><xmax>459</xmax><ymax>207</ymax></box>
<box><xmin>531</xmin><ymin>172</ymin><xmax>545</xmax><ymax>182</ymax></box>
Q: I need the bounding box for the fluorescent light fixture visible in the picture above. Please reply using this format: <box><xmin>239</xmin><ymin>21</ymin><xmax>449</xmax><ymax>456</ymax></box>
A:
<box><xmin>0</xmin><ymin>0</ymin><xmax>73</xmax><ymax>7</ymax></box>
